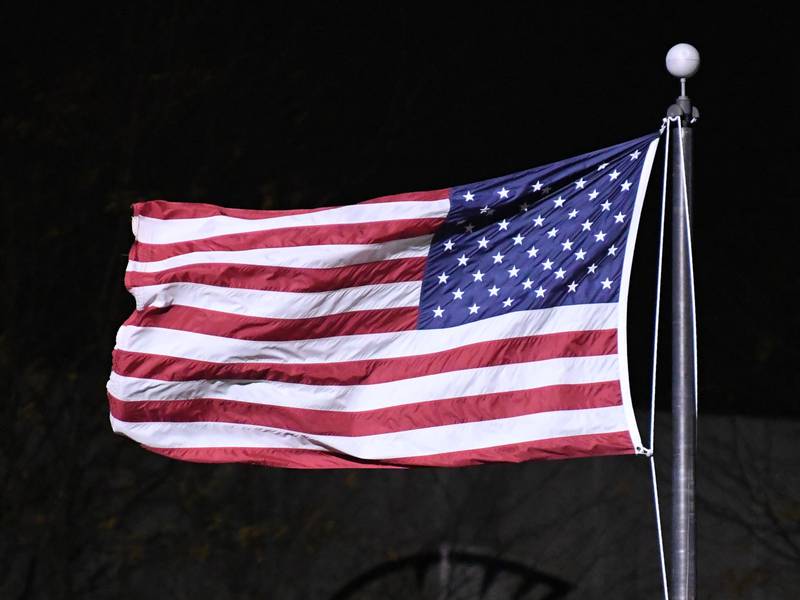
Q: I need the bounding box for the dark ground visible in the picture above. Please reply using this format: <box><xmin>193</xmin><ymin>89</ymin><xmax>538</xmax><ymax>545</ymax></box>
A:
<box><xmin>1</xmin><ymin>4</ymin><xmax>798</xmax><ymax>599</ymax></box>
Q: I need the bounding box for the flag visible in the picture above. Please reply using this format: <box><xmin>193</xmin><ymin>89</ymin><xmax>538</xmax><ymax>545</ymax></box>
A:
<box><xmin>108</xmin><ymin>133</ymin><xmax>660</xmax><ymax>468</ymax></box>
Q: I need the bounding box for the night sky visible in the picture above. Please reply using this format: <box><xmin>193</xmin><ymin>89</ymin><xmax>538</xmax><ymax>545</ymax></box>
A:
<box><xmin>5</xmin><ymin>4</ymin><xmax>797</xmax><ymax>417</ymax></box>
<box><xmin>3</xmin><ymin>3</ymin><xmax>799</xmax><ymax>598</ymax></box>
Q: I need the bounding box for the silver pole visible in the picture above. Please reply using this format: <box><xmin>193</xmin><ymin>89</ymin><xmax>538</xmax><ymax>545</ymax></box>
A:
<box><xmin>666</xmin><ymin>43</ymin><xmax>700</xmax><ymax>600</ymax></box>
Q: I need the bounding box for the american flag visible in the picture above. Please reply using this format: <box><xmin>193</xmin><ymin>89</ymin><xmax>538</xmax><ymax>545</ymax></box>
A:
<box><xmin>108</xmin><ymin>133</ymin><xmax>660</xmax><ymax>468</ymax></box>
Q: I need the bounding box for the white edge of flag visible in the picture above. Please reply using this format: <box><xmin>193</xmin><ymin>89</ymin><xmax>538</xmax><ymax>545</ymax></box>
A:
<box><xmin>618</xmin><ymin>136</ymin><xmax>660</xmax><ymax>454</ymax></box>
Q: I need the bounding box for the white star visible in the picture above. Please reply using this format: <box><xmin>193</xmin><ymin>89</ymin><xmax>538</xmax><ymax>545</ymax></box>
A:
<box><xmin>519</xmin><ymin>201</ymin><xmax>530</xmax><ymax>212</ymax></box>
<box><xmin>472</xmin><ymin>270</ymin><xmax>485</xmax><ymax>282</ymax></box>
<box><xmin>502</xmin><ymin>297</ymin><xmax>514</xmax><ymax>308</ymax></box>
<box><xmin>488</xmin><ymin>285</ymin><xmax>500</xmax><ymax>297</ymax></box>
<box><xmin>609</xmin><ymin>169</ymin><xmax>621</xmax><ymax>181</ymax></box>
<box><xmin>534</xmin><ymin>285</ymin><xmax>546</xmax><ymax>298</ymax></box>
<box><xmin>600</xmin><ymin>200</ymin><xmax>612</xmax><ymax>211</ymax></box>
<box><xmin>588</xmin><ymin>189</ymin><xmax>599</xmax><ymax>200</ymax></box>
<box><xmin>554</xmin><ymin>268</ymin><xmax>566</xmax><ymax>279</ymax></box>
<box><xmin>433</xmin><ymin>306</ymin><xmax>444</xmax><ymax>318</ymax></box>
<box><xmin>533</xmin><ymin>214</ymin><xmax>545</xmax><ymax>227</ymax></box>
<box><xmin>574</xmin><ymin>248</ymin><xmax>587</xmax><ymax>260</ymax></box>
<box><xmin>575</xmin><ymin>178</ymin><xmax>587</xmax><ymax>189</ymax></box>
<box><xmin>608</xmin><ymin>245</ymin><xmax>618</xmax><ymax>256</ymax></box>
<box><xmin>621</xmin><ymin>180</ymin><xmax>632</xmax><ymax>192</ymax></box>
<box><xmin>542</xmin><ymin>258</ymin><xmax>554</xmax><ymax>270</ymax></box>
<box><xmin>597</xmin><ymin>162</ymin><xmax>609</xmax><ymax>170</ymax></box>
<box><xmin>497</xmin><ymin>187</ymin><xmax>511</xmax><ymax>199</ymax></box>
<box><xmin>464</xmin><ymin>223</ymin><xmax>474</xmax><ymax>232</ymax></box>
<box><xmin>601</xmin><ymin>277</ymin><xmax>613</xmax><ymax>289</ymax></box>
<box><xmin>581</xmin><ymin>219</ymin><xmax>593</xmax><ymax>232</ymax></box>
<box><xmin>492</xmin><ymin>251</ymin><xmax>505</xmax><ymax>264</ymax></box>
<box><xmin>629</xmin><ymin>149</ymin><xmax>641</xmax><ymax>160</ymax></box>
<box><xmin>614</xmin><ymin>212</ymin><xmax>626</xmax><ymax>224</ymax></box>
<box><xmin>452</xmin><ymin>288</ymin><xmax>465</xmax><ymax>300</ymax></box>
<box><xmin>553</xmin><ymin>196</ymin><xmax>566</xmax><ymax>208</ymax></box>
<box><xmin>463</xmin><ymin>191</ymin><xmax>475</xmax><ymax>202</ymax></box>
<box><xmin>437</xmin><ymin>271</ymin><xmax>449</xmax><ymax>284</ymax></box>
<box><xmin>526</xmin><ymin>245</ymin><xmax>539</xmax><ymax>258</ymax></box>
<box><xmin>522</xmin><ymin>278</ymin><xmax>534</xmax><ymax>290</ymax></box>
<box><xmin>477</xmin><ymin>236</ymin><xmax>489</xmax><ymax>249</ymax></box>
<box><xmin>547</xmin><ymin>227</ymin><xmax>558</xmax><ymax>238</ymax></box>
<box><xmin>507</xmin><ymin>265</ymin><xmax>520</xmax><ymax>278</ymax></box>
<box><xmin>512</xmin><ymin>233</ymin><xmax>525</xmax><ymax>245</ymax></box>
<box><xmin>567</xmin><ymin>281</ymin><xmax>578</xmax><ymax>293</ymax></box>
<box><xmin>468</xmin><ymin>303</ymin><xmax>479</xmax><ymax>315</ymax></box>
<box><xmin>568</xmin><ymin>208</ymin><xmax>579</xmax><ymax>219</ymax></box>
<box><xmin>587</xmin><ymin>263</ymin><xmax>598</xmax><ymax>274</ymax></box>
<box><xmin>541</xmin><ymin>186</ymin><xmax>551</xmax><ymax>195</ymax></box>
<box><xmin>594</xmin><ymin>230</ymin><xmax>607</xmax><ymax>242</ymax></box>
<box><xmin>480</xmin><ymin>205</ymin><xmax>491</xmax><ymax>214</ymax></box>
<box><xmin>443</xmin><ymin>239</ymin><xmax>455</xmax><ymax>251</ymax></box>
<box><xmin>498</xmin><ymin>219</ymin><xmax>510</xmax><ymax>231</ymax></box>
<box><xmin>531</xmin><ymin>180</ymin><xmax>544</xmax><ymax>192</ymax></box>
<box><xmin>561</xmin><ymin>238</ymin><xmax>574</xmax><ymax>251</ymax></box>
<box><xmin>457</xmin><ymin>254</ymin><xmax>469</xmax><ymax>266</ymax></box>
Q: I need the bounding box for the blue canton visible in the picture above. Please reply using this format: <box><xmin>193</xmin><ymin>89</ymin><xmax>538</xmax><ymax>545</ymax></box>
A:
<box><xmin>418</xmin><ymin>133</ymin><xmax>657</xmax><ymax>329</ymax></box>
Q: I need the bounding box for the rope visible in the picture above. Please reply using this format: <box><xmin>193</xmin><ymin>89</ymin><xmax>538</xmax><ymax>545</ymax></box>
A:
<box><xmin>648</xmin><ymin>121</ymin><xmax>669</xmax><ymax>453</ymax></box>
<box><xmin>651</xmin><ymin>455</ymin><xmax>669</xmax><ymax>600</ymax></box>
<box><xmin>647</xmin><ymin>119</ymin><xmax>671</xmax><ymax>600</ymax></box>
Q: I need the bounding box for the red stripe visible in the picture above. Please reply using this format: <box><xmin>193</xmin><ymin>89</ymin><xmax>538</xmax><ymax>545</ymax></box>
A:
<box><xmin>133</xmin><ymin>217</ymin><xmax>443</xmax><ymax>262</ymax></box>
<box><xmin>123</xmin><ymin>305</ymin><xmax>419</xmax><ymax>342</ymax></box>
<box><xmin>125</xmin><ymin>257</ymin><xmax>427</xmax><ymax>292</ymax></box>
<box><xmin>109</xmin><ymin>380</ymin><xmax>622</xmax><ymax>437</ymax></box>
<box><xmin>133</xmin><ymin>189</ymin><xmax>449</xmax><ymax>219</ymax></box>
<box><xmin>394</xmin><ymin>430</ymin><xmax>634</xmax><ymax>467</ymax></box>
<box><xmin>141</xmin><ymin>431</ymin><xmax>634</xmax><ymax>469</ymax></box>
<box><xmin>359</xmin><ymin>188</ymin><xmax>450</xmax><ymax>204</ymax></box>
<box><xmin>134</xmin><ymin>200</ymin><xmax>334</xmax><ymax>220</ymax></box>
<box><xmin>113</xmin><ymin>329</ymin><xmax>617</xmax><ymax>385</ymax></box>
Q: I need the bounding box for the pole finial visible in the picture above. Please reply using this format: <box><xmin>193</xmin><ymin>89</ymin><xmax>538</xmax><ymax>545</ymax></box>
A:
<box><xmin>666</xmin><ymin>44</ymin><xmax>700</xmax><ymax>120</ymax></box>
<box><xmin>666</xmin><ymin>43</ymin><xmax>700</xmax><ymax>80</ymax></box>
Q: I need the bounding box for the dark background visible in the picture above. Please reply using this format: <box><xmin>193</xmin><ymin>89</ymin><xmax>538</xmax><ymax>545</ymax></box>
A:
<box><xmin>2</xmin><ymin>3</ymin><xmax>798</xmax><ymax>599</ymax></box>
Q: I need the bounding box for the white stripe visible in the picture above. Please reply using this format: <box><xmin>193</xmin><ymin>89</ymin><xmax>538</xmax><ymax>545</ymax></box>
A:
<box><xmin>110</xmin><ymin>405</ymin><xmax>628</xmax><ymax>459</ymax></box>
<box><xmin>127</xmin><ymin>235</ymin><xmax>432</xmax><ymax>272</ymax></box>
<box><xmin>134</xmin><ymin>199</ymin><xmax>450</xmax><ymax>244</ymax></box>
<box><xmin>109</xmin><ymin>354</ymin><xmax>619</xmax><ymax>411</ymax></box>
<box><xmin>116</xmin><ymin>302</ymin><xmax>618</xmax><ymax>364</ymax></box>
<box><xmin>131</xmin><ymin>280</ymin><xmax>421</xmax><ymax>319</ymax></box>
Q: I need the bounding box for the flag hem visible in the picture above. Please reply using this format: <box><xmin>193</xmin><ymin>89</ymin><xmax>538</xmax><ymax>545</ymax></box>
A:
<box><xmin>617</xmin><ymin>136</ymin><xmax>660</xmax><ymax>454</ymax></box>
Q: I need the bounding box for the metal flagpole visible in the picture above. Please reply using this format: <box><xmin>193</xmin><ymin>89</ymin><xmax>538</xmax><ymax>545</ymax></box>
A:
<box><xmin>666</xmin><ymin>43</ymin><xmax>700</xmax><ymax>600</ymax></box>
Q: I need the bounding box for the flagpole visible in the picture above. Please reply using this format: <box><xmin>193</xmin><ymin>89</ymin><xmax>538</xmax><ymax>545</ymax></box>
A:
<box><xmin>666</xmin><ymin>43</ymin><xmax>700</xmax><ymax>600</ymax></box>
